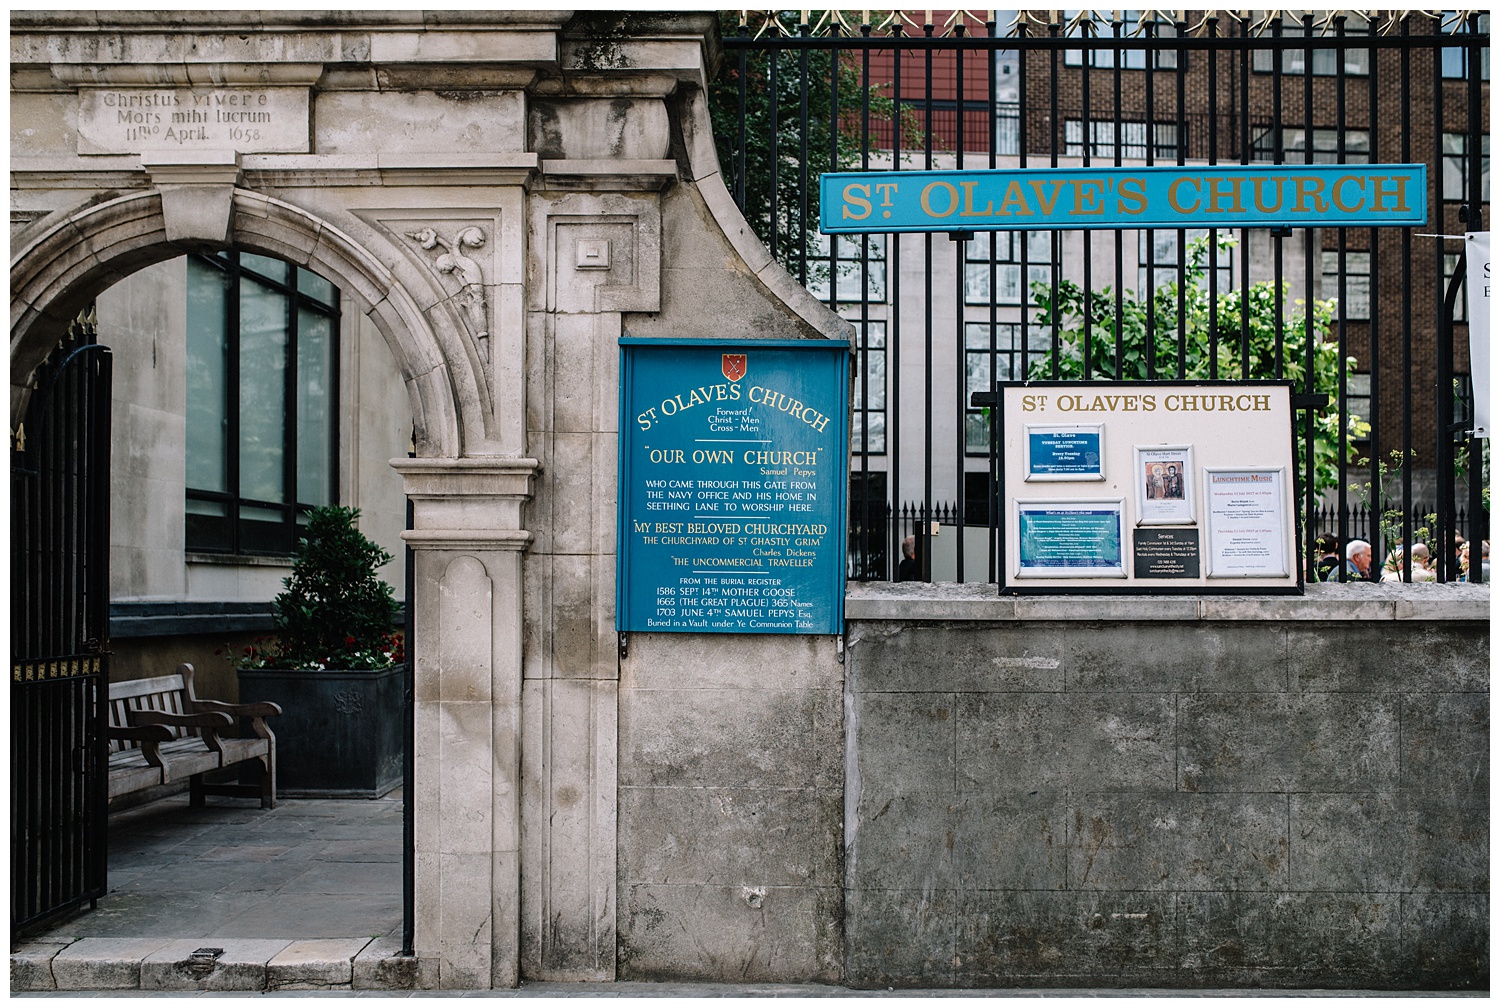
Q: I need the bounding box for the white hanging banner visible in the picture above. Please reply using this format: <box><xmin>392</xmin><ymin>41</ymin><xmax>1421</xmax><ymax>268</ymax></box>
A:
<box><xmin>1465</xmin><ymin>232</ymin><xmax>1490</xmax><ymax>439</ymax></box>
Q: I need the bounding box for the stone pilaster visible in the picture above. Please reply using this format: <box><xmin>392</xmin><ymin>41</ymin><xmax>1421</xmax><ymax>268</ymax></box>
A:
<box><xmin>394</xmin><ymin>457</ymin><xmax>538</xmax><ymax>990</ymax></box>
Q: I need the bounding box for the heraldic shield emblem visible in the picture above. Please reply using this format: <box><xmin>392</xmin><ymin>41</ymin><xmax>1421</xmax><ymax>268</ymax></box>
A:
<box><xmin>722</xmin><ymin>353</ymin><xmax>748</xmax><ymax>382</ymax></box>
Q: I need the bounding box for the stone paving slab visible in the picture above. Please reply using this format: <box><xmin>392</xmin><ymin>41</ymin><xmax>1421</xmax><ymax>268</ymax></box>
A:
<box><xmin>140</xmin><ymin>939</ymin><xmax>291</xmax><ymax>991</ymax></box>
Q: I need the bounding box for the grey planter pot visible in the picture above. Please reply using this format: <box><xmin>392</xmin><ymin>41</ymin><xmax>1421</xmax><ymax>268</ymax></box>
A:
<box><xmin>237</xmin><ymin>665</ymin><xmax>406</xmax><ymax>799</ymax></box>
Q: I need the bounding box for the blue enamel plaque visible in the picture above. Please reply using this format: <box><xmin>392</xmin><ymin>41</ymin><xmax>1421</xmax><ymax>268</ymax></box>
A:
<box><xmin>821</xmin><ymin>164</ymin><xmax>1427</xmax><ymax>234</ymax></box>
<box><xmin>1029</xmin><ymin>429</ymin><xmax>1102</xmax><ymax>477</ymax></box>
<box><xmin>618</xmin><ymin>339</ymin><xmax>849</xmax><ymax>635</ymax></box>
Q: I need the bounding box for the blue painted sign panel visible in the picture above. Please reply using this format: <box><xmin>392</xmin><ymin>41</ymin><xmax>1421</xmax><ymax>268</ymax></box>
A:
<box><xmin>1029</xmin><ymin>429</ymin><xmax>1102</xmax><ymax>477</ymax></box>
<box><xmin>618</xmin><ymin>338</ymin><xmax>849</xmax><ymax>635</ymax></box>
<box><xmin>820</xmin><ymin>164</ymin><xmax>1427</xmax><ymax>234</ymax></box>
<box><xmin>1018</xmin><ymin>507</ymin><xmax>1124</xmax><ymax>569</ymax></box>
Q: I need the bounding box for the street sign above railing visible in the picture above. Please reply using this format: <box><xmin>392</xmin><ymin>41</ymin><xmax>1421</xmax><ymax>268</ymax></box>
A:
<box><xmin>819</xmin><ymin>164</ymin><xmax>1427</xmax><ymax>234</ymax></box>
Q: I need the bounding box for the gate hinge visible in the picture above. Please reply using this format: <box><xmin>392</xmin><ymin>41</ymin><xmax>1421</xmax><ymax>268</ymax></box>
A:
<box><xmin>836</xmin><ymin>633</ymin><xmax>845</xmax><ymax>664</ymax></box>
<box><xmin>618</xmin><ymin>632</ymin><xmax>629</xmax><ymax>660</ymax></box>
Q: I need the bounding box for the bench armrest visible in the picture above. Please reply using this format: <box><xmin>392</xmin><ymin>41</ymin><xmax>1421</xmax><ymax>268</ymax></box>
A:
<box><xmin>107</xmin><ymin>722</ymin><xmax>174</xmax><ymax>767</ymax></box>
<box><xmin>127</xmin><ymin>709</ymin><xmax>235</xmax><ymax>731</ymax></box>
<box><xmin>107</xmin><ymin>723</ymin><xmax>174</xmax><ymax>744</ymax></box>
<box><xmin>192</xmin><ymin>699</ymin><xmax>282</xmax><ymax>719</ymax></box>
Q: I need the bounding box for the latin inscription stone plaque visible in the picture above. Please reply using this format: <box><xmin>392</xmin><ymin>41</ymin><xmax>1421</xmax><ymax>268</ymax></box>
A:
<box><xmin>617</xmin><ymin>338</ymin><xmax>849</xmax><ymax>634</ymax></box>
<box><xmin>1133</xmin><ymin>528</ymin><xmax>1201</xmax><ymax>578</ymax></box>
<box><xmin>77</xmin><ymin>88</ymin><xmax>310</xmax><ymax>155</ymax></box>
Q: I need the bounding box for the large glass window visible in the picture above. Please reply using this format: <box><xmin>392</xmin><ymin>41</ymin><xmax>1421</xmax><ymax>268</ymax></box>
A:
<box><xmin>850</xmin><ymin>321</ymin><xmax>887</xmax><ymax>454</ymax></box>
<box><xmin>1443</xmin><ymin>132</ymin><xmax>1491</xmax><ymax>203</ymax></box>
<box><xmin>965</xmin><ymin>322</ymin><xmax>1049</xmax><ymax>453</ymax></box>
<box><xmin>1065</xmin><ymin>119</ymin><xmax>1181</xmax><ymax>162</ymax></box>
<box><xmin>1445</xmin><ymin>252</ymin><xmax>1469</xmax><ymax>323</ymax></box>
<box><xmin>185</xmin><ymin>252</ymin><xmax>340</xmax><ymax>555</ymax></box>
<box><xmin>1139</xmin><ymin>230</ymin><xmax>1232</xmax><ymax>297</ymax></box>
<box><xmin>1440</xmin><ymin>11</ymin><xmax>1490</xmax><ymax>80</ymax></box>
<box><xmin>1062</xmin><ymin>11</ymin><xmax>1179</xmax><ymax>69</ymax></box>
<box><xmin>1251</xmin><ymin>13</ymin><xmax>1370</xmax><ymax>76</ymax></box>
<box><xmin>1322</xmin><ymin>251</ymin><xmax>1372</xmax><ymax>320</ymax></box>
<box><xmin>1251</xmin><ymin>127</ymin><xmax>1370</xmax><ymax>165</ymax></box>
<box><xmin>964</xmin><ymin>232</ymin><xmax>1053</xmax><ymax>306</ymax></box>
<box><xmin>806</xmin><ymin>232</ymin><xmax>887</xmax><ymax>304</ymax></box>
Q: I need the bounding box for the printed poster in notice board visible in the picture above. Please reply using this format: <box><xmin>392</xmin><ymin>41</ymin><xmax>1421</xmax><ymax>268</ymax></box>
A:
<box><xmin>617</xmin><ymin>338</ymin><xmax>849</xmax><ymax>634</ymax></box>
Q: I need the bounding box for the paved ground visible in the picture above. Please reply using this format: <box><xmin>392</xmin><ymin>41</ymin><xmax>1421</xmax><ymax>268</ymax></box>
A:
<box><xmin>13</xmin><ymin>984</ymin><xmax>1482</xmax><ymax>999</ymax></box>
<box><xmin>33</xmin><ymin>790</ymin><xmax>404</xmax><ymax>942</ymax></box>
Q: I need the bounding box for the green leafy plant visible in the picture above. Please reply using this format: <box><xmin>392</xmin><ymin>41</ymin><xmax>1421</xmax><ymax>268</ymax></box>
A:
<box><xmin>708</xmin><ymin>11</ymin><xmax>924</xmax><ymax>275</ymax></box>
<box><xmin>224</xmin><ymin>506</ymin><xmax>403</xmax><ymax>671</ymax></box>
<box><xmin>1026</xmin><ymin>234</ymin><xmax>1367</xmax><ymax>494</ymax></box>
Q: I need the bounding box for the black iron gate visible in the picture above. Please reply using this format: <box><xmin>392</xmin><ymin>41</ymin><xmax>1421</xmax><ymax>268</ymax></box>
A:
<box><xmin>11</xmin><ymin>308</ymin><xmax>113</xmax><ymax>933</ymax></box>
<box><xmin>713</xmin><ymin>10</ymin><xmax>1489</xmax><ymax>584</ymax></box>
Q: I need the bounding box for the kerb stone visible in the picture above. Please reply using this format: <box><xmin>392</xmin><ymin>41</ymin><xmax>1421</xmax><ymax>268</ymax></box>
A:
<box><xmin>267</xmin><ymin>937</ymin><xmax>373</xmax><ymax>990</ymax></box>
<box><xmin>50</xmin><ymin>937</ymin><xmax>174</xmax><ymax>990</ymax></box>
<box><xmin>9</xmin><ymin>940</ymin><xmax>72</xmax><ymax>991</ymax></box>
<box><xmin>140</xmin><ymin>939</ymin><xmax>290</xmax><ymax>991</ymax></box>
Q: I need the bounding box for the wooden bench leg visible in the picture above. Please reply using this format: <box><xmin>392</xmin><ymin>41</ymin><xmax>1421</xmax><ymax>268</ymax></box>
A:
<box><xmin>260</xmin><ymin>753</ymin><xmax>276</xmax><ymax>810</ymax></box>
<box><xmin>189</xmin><ymin>772</ymin><xmax>206</xmax><ymax>808</ymax></box>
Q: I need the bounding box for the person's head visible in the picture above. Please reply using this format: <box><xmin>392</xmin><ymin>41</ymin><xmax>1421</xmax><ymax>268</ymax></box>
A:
<box><xmin>901</xmin><ymin>535</ymin><xmax>915</xmax><ymax>560</ymax></box>
<box><xmin>1151</xmin><ymin>464</ymin><xmax>1163</xmax><ymax>476</ymax></box>
<box><xmin>1346</xmin><ymin>539</ymin><xmax>1372</xmax><ymax>574</ymax></box>
<box><xmin>1167</xmin><ymin>465</ymin><xmax>1177</xmax><ymax>475</ymax></box>
<box><xmin>1316</xmin><ymin>534</ymin><xmax>1340</xmax><ymax>557</ymax></box>
<box><xmin>1411</xmin><ymin>542</ymin><xmax>1431</xmax><ymax>566</ymax></box>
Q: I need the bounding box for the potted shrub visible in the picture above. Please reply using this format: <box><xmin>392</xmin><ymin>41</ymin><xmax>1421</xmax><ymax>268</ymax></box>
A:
<box><xmin>234</xmin><ymin>505</ymin><xmax>406</xmax><ymax>798</ymax></box>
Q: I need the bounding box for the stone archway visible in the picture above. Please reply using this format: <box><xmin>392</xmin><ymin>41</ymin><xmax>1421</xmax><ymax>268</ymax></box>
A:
<box><xmin>12</xmin><ymin>187</ymin><xmax>470</xmax><ymax>458</ymax></box>
<box><xmin>11</xmin><ymin>179</ymin><xmax>538</xmax><ymax>989</ymax></box>
<box><xmin>12</xmin><ymin>10</ymin><xmax>858</xmax><ymax>992</ymax></box>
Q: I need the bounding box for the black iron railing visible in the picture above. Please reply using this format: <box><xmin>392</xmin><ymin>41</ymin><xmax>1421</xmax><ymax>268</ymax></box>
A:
<box><xmin>715</xmin><ymin>10</ymin><xmax>1489</xmax><ymax>583</ymax></box>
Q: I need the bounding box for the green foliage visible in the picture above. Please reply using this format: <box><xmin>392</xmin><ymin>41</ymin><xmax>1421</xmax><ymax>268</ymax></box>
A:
<box><xmin>1026</xmin><ymin>234</ymin><xmax>1367</xmax><ymax>493</ymax></box>
<box><xmin>707</xmin><ymin>11</ymin><xmax>921</xmax><ymax>273</ymax></box>
<box><xmin>267</xmin><ymin>506</ymin><xmax>402</xmax><ymax>670</ymax></box>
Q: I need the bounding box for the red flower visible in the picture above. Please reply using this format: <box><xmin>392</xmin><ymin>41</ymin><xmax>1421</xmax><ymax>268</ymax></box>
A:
<box><xmin>344</xmin><ymin>635</ymin><xmax>357</xmax><ymax>646</ymax></box>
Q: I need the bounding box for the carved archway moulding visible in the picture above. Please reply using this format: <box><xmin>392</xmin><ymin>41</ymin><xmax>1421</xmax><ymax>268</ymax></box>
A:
<box><xmin>10</xmin><ymin>187</ymin><xmax>483</xmax><ymax>460</ymax></box>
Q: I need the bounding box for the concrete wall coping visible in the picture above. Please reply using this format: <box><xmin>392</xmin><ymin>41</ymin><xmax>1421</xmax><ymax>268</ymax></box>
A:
<box><xmin>845</xmin><ymin>580</ymin><xmax>1491</xmax><ymax>622</ymax></box>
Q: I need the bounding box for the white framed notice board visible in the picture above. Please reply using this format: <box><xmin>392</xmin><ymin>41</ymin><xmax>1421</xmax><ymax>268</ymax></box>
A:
<box><xmin>991</xmin><ymin>381</ymin><xmax>1299</xmax><ymax>594</ymax></box>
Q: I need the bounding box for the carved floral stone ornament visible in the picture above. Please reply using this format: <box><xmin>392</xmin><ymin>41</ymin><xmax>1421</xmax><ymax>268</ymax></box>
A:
<box><xmin>405</xmin><ymin>225</ymin><xmax>491</xmax><ymax>361</ymax></box>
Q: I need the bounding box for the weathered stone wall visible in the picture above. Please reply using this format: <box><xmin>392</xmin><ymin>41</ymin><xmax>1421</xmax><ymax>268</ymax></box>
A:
<box><xmin>616</xmin><ymin>632</ymin><xmax>845</xmax><ymax>983</ymax></box>
<box><xmin>842</xmin><ymin>583</ymin><xmax>1489</xmax><ymax>990</ymax></box>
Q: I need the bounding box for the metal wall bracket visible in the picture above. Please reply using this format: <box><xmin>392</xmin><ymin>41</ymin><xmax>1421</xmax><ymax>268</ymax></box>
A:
<box><xmin>836</xmin><ymin>633</ymin><xmax>845</xmax><ymax>664</ymax></box>
<box><xmin>618</xmin><ymin>632</ymin><xmax>629</xmax><ymax>660</ymax></box>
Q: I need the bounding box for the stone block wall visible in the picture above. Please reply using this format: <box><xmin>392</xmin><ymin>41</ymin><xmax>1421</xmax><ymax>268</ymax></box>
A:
<box><xmin>842</xmin><ymin>584</ymin><xmax>1488</xmax><ymax>990</ymax></box>
<box><xmin>616</xmin><ymin>633</ymin><xmax>845</xmax><ymax>982</ymax></box>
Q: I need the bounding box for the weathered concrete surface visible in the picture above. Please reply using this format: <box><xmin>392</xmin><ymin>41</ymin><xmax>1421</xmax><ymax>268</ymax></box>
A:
<box><xmin>617</xmin><ymin>633</ymin><xmax>844</xmax><ymax>983</ymax></box>
<box><xmin>845</xmin><ymin>587</ymin><xmax>1488</xmax><ymax>990</ymax></box>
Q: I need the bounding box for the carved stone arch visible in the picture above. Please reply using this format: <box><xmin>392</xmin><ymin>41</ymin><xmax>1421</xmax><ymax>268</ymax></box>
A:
<box><xmin>10</xmin><ymin>187</ymin><xmax>478</xmax><ymax>459</ymax></box>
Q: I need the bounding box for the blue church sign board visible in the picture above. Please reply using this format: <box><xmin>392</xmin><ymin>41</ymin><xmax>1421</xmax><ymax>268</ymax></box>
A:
<box><xmin>618</xmin><ymin>338</ymin><xmax>849</xmax><ymax>635</ymax></box>
<box><xmin>820</xmin><ymin>164</ymin><xmax>1427</xmax><ymax>234</ymax></box>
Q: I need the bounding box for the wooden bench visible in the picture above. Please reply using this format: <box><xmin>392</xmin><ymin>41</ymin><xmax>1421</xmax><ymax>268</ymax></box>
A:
<box><xmin>107</xmin><ymin>663</ymin><xmax>281</xmax><ymax>809</ymax></box>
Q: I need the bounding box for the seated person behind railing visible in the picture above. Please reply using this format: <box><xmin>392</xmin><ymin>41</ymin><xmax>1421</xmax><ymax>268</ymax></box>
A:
<box><xmin>1380</xmin><ymin>542</ymin><xmax>1437</xmax><ymax>582</ymax></box>
<box><xmin>1341</xmin><ymin>539</ymin><xmax>1375</xmax><ymax>582</ymax></box>
<box><xmin>896</xmin><ymin>535</ymin><xmax>920</xmax><ymax>582</ymax></box>
<box><xmin>1458</xmin><ymin>539</ymin><xmax>1489</xmax><ymax>582</ymax></box>
<box><xmin>1312</xmin><ymin>534</ymin><xmax>1341</xmax><ymax>582</ymax></box>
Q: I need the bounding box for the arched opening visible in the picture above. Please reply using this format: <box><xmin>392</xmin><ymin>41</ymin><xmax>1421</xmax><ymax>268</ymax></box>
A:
<box><xmin>11</xmin><ymin>190</ymin><xmax>445</xmax><ymax>946</ymax></box>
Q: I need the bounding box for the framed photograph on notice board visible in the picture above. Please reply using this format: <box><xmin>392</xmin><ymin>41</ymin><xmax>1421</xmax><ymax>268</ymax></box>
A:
<box><xmin>1023</xmin><ymin>423</ymin><xmax>1104</xmax><ymax>481</ymax></box>
<box><xmin>1135</xmin><ymin>445</ymin><xmax>1194</xmax><ymax>525</ymax></box>
<box><xmin>1015</xmin><ymin>498</ymin><xmax>1126</xmax><ymax>578</ymax></box>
